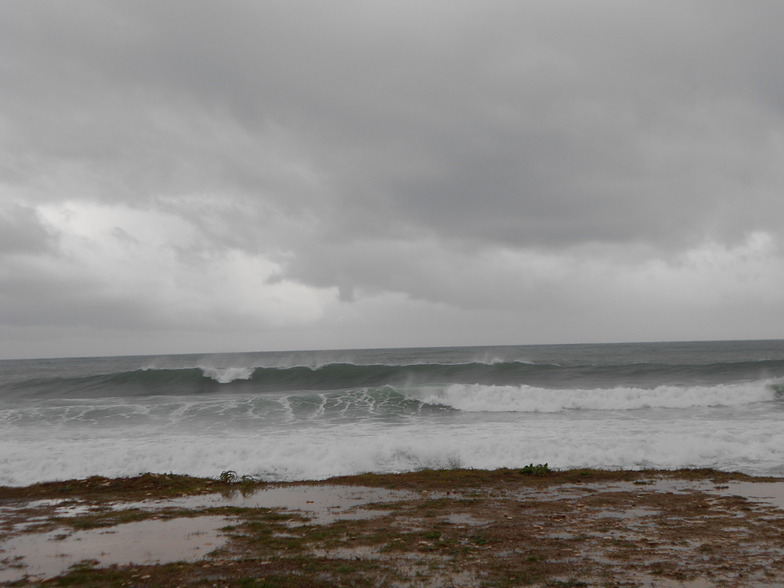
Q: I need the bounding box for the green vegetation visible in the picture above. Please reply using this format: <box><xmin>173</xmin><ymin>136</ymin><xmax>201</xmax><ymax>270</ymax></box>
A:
<box><xmin>520</xmin><ymin>463</ymin><xmax>550</xmax><ymax>476</ymax></box>
<box><xmin>219</xmin><ymin>470</ymin><xmax>239</xmax><ymax>484</ymax></box>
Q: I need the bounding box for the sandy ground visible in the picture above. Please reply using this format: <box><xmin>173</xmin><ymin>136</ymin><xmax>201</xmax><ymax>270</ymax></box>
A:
<box><xmin>2</xmin><ymin>469</ymin><xmax>784</xmax><ymax>586</ymax></box>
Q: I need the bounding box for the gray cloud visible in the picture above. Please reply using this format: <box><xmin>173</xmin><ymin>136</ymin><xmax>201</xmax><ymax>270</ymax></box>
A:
<box><xmin>0</xmin><ymin>204</ymin><xmax>55</xmax><ymax>256</ymax></box>
<box><xmin>2</xmin><ymin>1</ymin><xmax>784</xmax><ymax>356</ymax></box>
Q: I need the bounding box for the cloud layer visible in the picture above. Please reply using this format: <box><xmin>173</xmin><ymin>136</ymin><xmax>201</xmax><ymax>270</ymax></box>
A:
<box><xmin>2</xmin><ymin>1</ymin><xmax>784</xmax><ymax>357</ymax></box>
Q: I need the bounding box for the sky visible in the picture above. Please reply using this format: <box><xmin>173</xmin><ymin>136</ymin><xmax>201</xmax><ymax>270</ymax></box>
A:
<box><xmin>2</xmin><ymin>1</ymin><xmax>784</xmax><ymax>359</ymax></box>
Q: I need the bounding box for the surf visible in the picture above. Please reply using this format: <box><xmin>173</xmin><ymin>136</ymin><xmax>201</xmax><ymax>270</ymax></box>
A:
<box><xmin>411</xmin><ymin>381</ymin><xmax>779</xmax><ymax>413</ymax></box>
<box><xmin>6</xmin><ymin>357</ymin><xmax>784</xmax><ymax>400</ymax></box>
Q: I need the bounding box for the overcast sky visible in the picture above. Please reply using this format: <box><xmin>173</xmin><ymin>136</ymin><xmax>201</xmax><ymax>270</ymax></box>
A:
<box><xmin>2</xmin><ymin>1</ymin><xmax>783</xmax><ymax>359</ymax></box>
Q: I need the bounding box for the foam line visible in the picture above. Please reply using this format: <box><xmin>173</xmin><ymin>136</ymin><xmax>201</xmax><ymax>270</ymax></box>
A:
<box><xmin>2</xmin><ymin>415</ymin><xmax>784</xmax><ymax>486</ymax></box>
<box><xmin>413</xmin><ymin>382</ymin><xmax>777</xmax><ymax>412</ymax></box>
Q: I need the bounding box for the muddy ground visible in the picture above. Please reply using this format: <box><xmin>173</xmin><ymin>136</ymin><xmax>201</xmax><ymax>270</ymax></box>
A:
<box><xmin>2</xmin><ymin>468</ymin><xmax>784</xmax><ymax>587</ymax></box>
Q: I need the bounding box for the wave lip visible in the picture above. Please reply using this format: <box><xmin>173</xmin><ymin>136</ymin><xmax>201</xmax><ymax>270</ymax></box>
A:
<box><xmin>200</xmin><ymin>366</ymin><xmax>255</xmax><ymax>384</ymax></box>
<box><xmin>414</xmin><ymin>382</ymin><xmax>778</xmax><ymax>413</ymax></box>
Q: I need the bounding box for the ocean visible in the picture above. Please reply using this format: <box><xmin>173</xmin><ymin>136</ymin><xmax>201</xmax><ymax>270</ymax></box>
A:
<box><xmin>1</xmin><ymin>340</ymin><xmax>783</xmax><ymax>487</ymax></box>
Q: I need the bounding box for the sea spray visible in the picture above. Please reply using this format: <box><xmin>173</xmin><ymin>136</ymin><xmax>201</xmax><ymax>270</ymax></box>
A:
<box><xmin>200</xmin><ymin>366</ymin><xmax>255</xmax><ymax>384</ymax></box>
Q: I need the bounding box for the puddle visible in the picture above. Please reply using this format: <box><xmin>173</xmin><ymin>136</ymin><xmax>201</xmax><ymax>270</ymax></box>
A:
<box><xmin>713</xmin><ymin>482</ymin><xmax>784</xmax><ymax>509</ymax></box>
<box><xmin>17</xmin><ymin>498</ymin><xmax>89</xmax><ymax>512</ymax></box>
<box><xmin>595</xmin><ymin>507</ymin><xmax>658</xmax><ymax>519</ymax></box>
<box><xmin>443</xmin><ymin>513</ymin><xmax>490</xmax><ymax>527</ymax></box>
<box><xmin>0</xmin><ymin>516</ymin><xmax>229</xmax><ymax>583</ymax></box>
<box><xmin>626</xmin><ymin>479</ymin><xmax>784</xmax><ymax>510</ymax></box>
<box><xmin>511</xmin><ymin>479</ymin><xmax>784</xmax><ymax>511</ymax></box>
<box><xmin>122</xmin><ymin>485</ymin><xmax>415</xmax><ymax>525</ymax></box>
<box><xmin>0</xmin><ymin>484</ymin><xmax>415</xmax><ymax>582</ymax></box>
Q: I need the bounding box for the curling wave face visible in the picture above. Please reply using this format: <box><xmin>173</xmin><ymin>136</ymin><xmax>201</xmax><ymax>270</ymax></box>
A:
<box><xmin>5</xmin><ymin>357</ymin><xmax>784</xmax><ymax>399</ymax></box>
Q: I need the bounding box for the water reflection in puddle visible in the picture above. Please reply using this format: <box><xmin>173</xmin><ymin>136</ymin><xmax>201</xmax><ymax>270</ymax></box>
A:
<box><xmin>715</xmin><ymin>482</ymin><xmax>784</xmax><ymax>509</ymax></box>
<box><xmin>124</xmin><ymin>485</ymin><xmax>416</xmax><ymax>525</ymax></box>
<box><xmin>0</xmin><ymin>516</ymin><xmax>228</xmax><ymax>583</ymax></box>
<box><xmin>0</xmin><ymin>484</ymin><xmax>416</xmax><ymax>582</ymax></box>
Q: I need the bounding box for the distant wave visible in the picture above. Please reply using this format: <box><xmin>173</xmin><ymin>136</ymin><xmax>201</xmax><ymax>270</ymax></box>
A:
<box><xmin>5</xmin><ymin>359</ymin><xmax>784</xmax><ymax>400</ymax></box>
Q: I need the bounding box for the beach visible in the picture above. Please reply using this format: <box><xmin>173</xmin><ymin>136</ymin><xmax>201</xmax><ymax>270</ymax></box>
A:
<box><xmin>3</xmin><ymin>468</ymin><xmax>784</xmax><ymax>586</ymax></box>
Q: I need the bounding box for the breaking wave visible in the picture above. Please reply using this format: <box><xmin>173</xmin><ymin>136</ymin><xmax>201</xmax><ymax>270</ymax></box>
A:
<box><xmin>1</xmin><ymin>382</ymin><xmax>779</xmax><ymax>433</ymax></box>
<box><xmin>199</xmin><ymin>366</ymin><xmax>255</xmax><ymax>384</ymax></box>
<box><xmin>414</xmin><ymin>382</ymin><xmax>777</xmax><ymax>413</ymax></box>
<box><xmin>6</xmin><ymin>358</ymin><xmax>784</xmax><ymax>400</ymax></box>
<box><xmin>3</xmin><ymin>341</ymin><xmax>784</xmax><ymax>486</ymax></box>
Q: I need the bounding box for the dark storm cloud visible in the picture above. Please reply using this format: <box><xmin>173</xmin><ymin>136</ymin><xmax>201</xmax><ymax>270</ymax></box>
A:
<box><xmin>2</xmin><ymin>1</ymin><xmax>784</xmax><ymax>355</ymax></box>
<box><xmin>7</xmin><ymin>4</ymin><xmax>784</xmax><ymax>215</ymax></box>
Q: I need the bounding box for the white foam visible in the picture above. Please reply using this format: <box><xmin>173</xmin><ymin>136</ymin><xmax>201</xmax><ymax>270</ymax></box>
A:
<box><xmin>2</xmin><ymin>404</ymin><xmax>784</xmax><ymax>486</ymax></box>
<box><xmin>199</xmin><ymin>366</ymin><xmax>255</xmax><ymax>384</ymax></box>
<box><xmin>413</xmin><ymin>382</ymin><xmax>776</xmax><ymax>413</ymax></box>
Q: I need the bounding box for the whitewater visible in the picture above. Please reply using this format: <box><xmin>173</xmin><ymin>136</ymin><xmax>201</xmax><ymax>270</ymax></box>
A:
<box><xmin>1</xmin><ymin>340</ymin><xmax>783</xmax><ymax>486</ymax></box>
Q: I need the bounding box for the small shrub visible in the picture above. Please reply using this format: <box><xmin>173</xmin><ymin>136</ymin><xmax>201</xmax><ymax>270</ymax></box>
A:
<box><xmin>520</xmin><ymin>463</ymin><xmax>550</xmax><ymax>476</ymax></box>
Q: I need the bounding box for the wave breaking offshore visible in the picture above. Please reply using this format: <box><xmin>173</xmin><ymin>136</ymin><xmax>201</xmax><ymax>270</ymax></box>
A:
<box><xmin>3</xmin><ymin>341</ymin><xmax>784</xmax><ymax>484</ymax></box>
<box><xmin>4</xmin><ymin>357</ymin><xmax>784</xmax><ymax>400</ymax></box>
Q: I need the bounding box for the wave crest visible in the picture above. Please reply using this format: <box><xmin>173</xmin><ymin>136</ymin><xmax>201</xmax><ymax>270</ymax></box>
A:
<box><xmin>200</xmin><ymin>366</ymin><xmax>255</xmax><ymax>384</ymax></box>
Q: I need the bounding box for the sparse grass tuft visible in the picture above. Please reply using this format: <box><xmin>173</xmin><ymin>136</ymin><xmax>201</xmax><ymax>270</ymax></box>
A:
<box><xmin>219</xmin><ymin>470</ymin><xmax>239</xmax><ymax>484</ymax></box>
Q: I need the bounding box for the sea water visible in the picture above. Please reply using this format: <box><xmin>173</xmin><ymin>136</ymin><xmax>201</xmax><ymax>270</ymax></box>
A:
<box><xmin>1</xmin><ymin>340</ymin><xmax>783</xmax><ymax>486</ymax></box>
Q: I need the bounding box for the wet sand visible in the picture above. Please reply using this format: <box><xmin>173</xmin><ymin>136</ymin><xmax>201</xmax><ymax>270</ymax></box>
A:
<box><xmin>2</xmin><ymin>468</ymin><xmax>784</xmax><ymax>586</ymax></box>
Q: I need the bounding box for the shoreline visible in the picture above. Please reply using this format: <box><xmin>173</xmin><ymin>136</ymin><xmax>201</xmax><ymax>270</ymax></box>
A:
<box><xmin>2</xmin><ymin>468</ymin><xmax>784</xmax><ymax>586</ymax></box>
